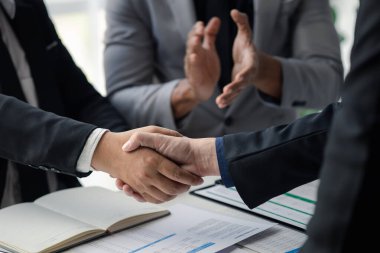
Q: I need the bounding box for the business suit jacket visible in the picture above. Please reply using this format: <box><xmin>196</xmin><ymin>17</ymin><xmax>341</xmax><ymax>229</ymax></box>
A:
<box><xmin>224</xmin><ymin>0</ymin><xmax>380</xmax><ymax>251</ymax></box>
<box><xmin>0</xmin><ymin>0</ymin><xmax>128</xmax><ymax>203</ymax></box>
<box><xmin>105</xmin><ymin>0</ymin><xmax>342</xmax><ymax>138</ymax></box>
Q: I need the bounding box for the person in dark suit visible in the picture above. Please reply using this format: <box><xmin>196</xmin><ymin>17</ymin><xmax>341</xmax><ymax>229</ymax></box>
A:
<box><xmin>120</xmin><ymin>0</ymin><xmax>380</xmax><ymax>250</ymax></box>
<box><xmin>0</xmin><ymin>0</ymin><xmax>201</xmax><ymax>208</ymax></box>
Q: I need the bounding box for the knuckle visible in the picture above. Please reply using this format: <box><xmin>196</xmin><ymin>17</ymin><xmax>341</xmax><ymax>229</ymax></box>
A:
<box><xmin>159</xmin><ymin>191</ymin><xmax>174</xmax><ymax>202</ymax></box>
<box><xmin>146</xmin><ymin>125</ymin><xmax>155</xmax><ymax>132</ymax></box>
<box><xmin>138</xmin><ymin>170</ymin><xmax>151</xmax><ymax>181</ymax></box>
<box><xmin>167</xmin><ymin>184</ymin><xmax>180</xmax><ymax>195</ymax></box>
<box><xmin>133</xmin><ymin>180</ymin><xmax>145</xmax><ymax>191</ymax></box>
<box><xmin>172</xmin><ymin>167</ymin><xmax>181</xmax><ymax>181</ymax></box>
<box><xmin>144</xmin><ymin>154</ymin><xmax>160</xmax><ymax>168</ymax></box>
<box><xmin>178</xmin><ymin>184</ymin><xmax>190</xmax><ymax>193</ymax></box>
<box><xmin>133</xmin><ymin>132</ymin><xmax>143</xmax><ymax>141</ymax></box>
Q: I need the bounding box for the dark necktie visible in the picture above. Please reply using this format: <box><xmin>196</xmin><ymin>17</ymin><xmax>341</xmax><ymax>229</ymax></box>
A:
<box><xmin>194</xmin><ymin>0</ymin><xmax>254</xmax><ymax>90</ymax></box>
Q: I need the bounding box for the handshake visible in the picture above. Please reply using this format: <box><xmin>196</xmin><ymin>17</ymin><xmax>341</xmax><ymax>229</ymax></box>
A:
<box><xmin>91</xmin><ymin>126</ymin><xmax>220</xmax><ymax>204</ymax></box>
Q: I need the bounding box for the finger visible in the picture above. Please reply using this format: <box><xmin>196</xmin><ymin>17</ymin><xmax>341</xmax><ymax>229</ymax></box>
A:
<box><xmin>130</xmin><ymin>193</ymin><xmax>146</xmax><ymax>202</ymax></box>
<box><xmin>133</xmin><ymin>152</ymin><xmax>198</xmax><ymax>195</ymax></box>
<box><xmin>187</xmin><ymin>21</ymin><xmax>204</xmax><ymax>41</ymax></box>
<box><xmin>221</xmin><ymin>92</ymin><xmax>240</xmax><ymax>106</ymax></box>
<box><xmin>122</xmin><ymin>184</ymin><xmax>147</xmax><ymax>202</ymax></box>
<box><xmin>216</xmin><ymin>91</ymin><xmax>241</xmax><ymax>108</ymax></box>
<box><xmin>146</xmin><ymin>184</ymin><xmax>178</xmax><ymax>203</ymax></box>
<box><xmin>124</xmin><ymin>175</ymin><xmax>163</xmax><ymax>203</ymax></box>
<box><xmin>215</xmin><ymin>78</ymin><xmax>245</xmax><ymax>104</ymax></box>
<box><xmin>157</xmin><ymin>159</ymin><xmax>203</xmax><ymax>186</ymax></box>
<box><xmin>153</xmin><ymin>172</ymin><xmax>192</xmax><ymax>196</ymax></box>
<box><xmin>122</xmin><ymin>132</ymin><xmax>162</xmax><ymax>152</ymax></box>
<box><xmin>122</xmin><ymin>183</ymin><xmax>135</xmax><ymax>195</ymax></box>
<box><xmin>189</xmin><ymin>35</ymin><xmax>203</xmax><ymax>56</ymax></box>
<box><xmin>204</xmin><ymin>17</ymin><xmax>221</xmax><ymax>48</ymax></box>
<box><xmin>187</xmin><ymin>22</ymin><xmax>204</xmax><ymax>55</ymax></box>
<box><xmin>143</xmin><ymin>126</ymin><xmax>182</xmax><ymax>137</ymax></box>
<box><xmin>231</xmin><ymin>9</ymin><xmax>252</xmax><ymax>37</ymax></box>
<box><xmin>135</xmin><ymin>170</ymin><xmax>180</xmax><ymax>201</ymax></box>
<box><xmin>223</xmin><ymin>78</ymin><xmax>244</xmax><ymax>94</ymax></box>
<box><xmin>115</xmin><ymin>178</ymin><xmax>125</xmax><ymax>191</ymax></box>
<box><xmin>139</xmin><ymin>193</ymin><xmax>164</xmax><ymax>204</ymax></box>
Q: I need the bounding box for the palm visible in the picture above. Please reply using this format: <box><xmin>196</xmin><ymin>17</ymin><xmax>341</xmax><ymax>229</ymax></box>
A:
<box><xmin>231</xmin><ymin>23</ymin><xmax>257</xmax><ymax>84</ymax></box>
<box><xmin>187</xmin><ymin>46</ymin><xmax>220</xmax><ymax>101</ymax></box>
<box><xmin>185</xmin><ymin>18</ymin><xmax>221</xmax><ymax>102</ymax></box>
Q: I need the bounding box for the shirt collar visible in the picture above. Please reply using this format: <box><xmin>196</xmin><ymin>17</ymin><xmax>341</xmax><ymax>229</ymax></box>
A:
<box><xmin>0</xmin><ymin>0</ymin><xmax>16</xmax><ymax>19</ymax></box>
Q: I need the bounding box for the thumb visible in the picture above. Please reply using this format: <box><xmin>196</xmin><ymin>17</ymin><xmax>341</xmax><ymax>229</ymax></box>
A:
<box><xmin>122</xmin><ymin>132</ymin><xmax>159</xmax><ymax>152</ymax></box>
<box><xmin>203</xmin><ymin>17</ymin><xmax>221</xmax><ymax>48</ymax></box>
<box><xmin>231</xmin><ymin>9</ymin><xmax>252</xmax><ymax>37</ymax></box>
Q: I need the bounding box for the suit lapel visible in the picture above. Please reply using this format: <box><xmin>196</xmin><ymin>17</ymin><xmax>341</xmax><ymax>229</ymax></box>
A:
<box><xmin>254</xmin><ymin>0</ymin><xmax>282</xmax><ymax>51</ymax></box>
<box><xmin>167</xmin><ymin>0</ymin><xmax>196</xmax><ymax>43</ymax></box>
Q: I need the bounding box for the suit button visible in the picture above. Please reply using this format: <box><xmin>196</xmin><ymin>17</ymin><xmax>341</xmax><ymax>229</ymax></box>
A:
<box><xmin>224</xmin><ymin>117</ymin><xmax>233</xmax><ymax>126</ymax></box>
<box><xmin>51</xmin><ymin>168</ymin><xmax>61</xmax><ymax>173</ymax></box>
<box><xmin>38</xmin><ymin>166</ymin><xmax>49</xmax><ymax>171</ymax></box>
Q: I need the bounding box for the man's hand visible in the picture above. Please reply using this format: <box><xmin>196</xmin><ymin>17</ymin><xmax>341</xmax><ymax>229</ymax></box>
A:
<box><xmin>91</xmin><ymin>126</ymin><xmax>203</xmax><ymax>204</ymax></box>
<box><xmin>171</xmin><ymin>18</ymin><xmax>221</xmax><ymax>119</ymax></box>
<box><xmin>116</xmin><ymin>133</ymin><xmax>220</xmax><ymax>202</ymax></box>
<box><xmin>124</xmin><ymin>134</ymin><xmax>219</xmax><ymax>177</ymax></box>
<box><xmin>185</xmin><ymin>18</ymin><xmax>221</xmax><ymax>101</ymax></box>
<box><xmin>216</xmin><ymin>10</ymin><xmax>282</xmax><ymax>109</ymax></box>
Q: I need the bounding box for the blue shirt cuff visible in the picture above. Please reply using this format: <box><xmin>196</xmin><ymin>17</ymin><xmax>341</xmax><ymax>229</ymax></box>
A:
<box><xmin>216</xmin><ymin>137</ymin><xmax>234</xmax><ymax>187</ymax></box>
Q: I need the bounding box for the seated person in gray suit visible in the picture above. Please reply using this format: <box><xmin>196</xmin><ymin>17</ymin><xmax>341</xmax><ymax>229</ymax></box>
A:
<box><xmin>104</xmin><ymin>0</ymin><xmax>343</xmax><ymax>137</ymax></box>
<box><xmin>0</xmin><ymin>0</ymin><xmax>201</xmax><ymax>207</ymax></box>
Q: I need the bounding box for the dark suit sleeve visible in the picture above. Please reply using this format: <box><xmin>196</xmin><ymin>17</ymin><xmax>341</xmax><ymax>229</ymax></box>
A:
<box><xmin>37</xmin><ymin>3</ymin><xmax>128</xmax><ymax>132</ymax></box>
<box><xmin>0</xmin><ymin>94</ymin><xmax>96</xmax><ymax>177</ymax></box>
<box><xmin>223</xmin><ymin>103</ymin><xmax>339</xmax><ymax>208</ymax></box>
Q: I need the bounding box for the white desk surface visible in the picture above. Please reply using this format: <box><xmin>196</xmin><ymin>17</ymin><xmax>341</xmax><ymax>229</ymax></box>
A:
<box><xmin>159</xmin><ymin>176</ymin><xmax>306</xmax><ymax>253</ymax></box>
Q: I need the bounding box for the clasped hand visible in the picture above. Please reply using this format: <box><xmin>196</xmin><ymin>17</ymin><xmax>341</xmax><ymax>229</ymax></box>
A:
<box><xmin>91</xmin><ymin>126</ymin><xmax>209</xmax><ymax>204</ymax></box>
<box><xmin>94</xmin><ymin>127</ymin><xmax>219</xmax><ymax>204</ymax></box>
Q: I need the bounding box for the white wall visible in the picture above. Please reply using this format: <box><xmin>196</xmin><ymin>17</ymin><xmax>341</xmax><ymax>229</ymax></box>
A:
<box><xmin>330</xmin><ymin>0</ymin><xmax>359</xmax><ymax>75</ymax></box>
<box><xmin>45</xmin><ymin>0</ymin><xmax>107</xmax><ymax>95</ymax></box>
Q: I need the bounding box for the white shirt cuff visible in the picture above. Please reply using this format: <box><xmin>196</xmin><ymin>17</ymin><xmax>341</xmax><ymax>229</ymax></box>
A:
<box><xmin>76</xmin><ymin>128</ymin><xmax>108</xmax><ymax>173</ymax></box>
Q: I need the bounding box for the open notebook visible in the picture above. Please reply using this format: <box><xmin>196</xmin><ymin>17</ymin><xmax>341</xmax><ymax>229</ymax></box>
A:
<box><xmin>0</xmin><ymin>187</ymin><xmax>169</xmax><ymax>253</ymax></box>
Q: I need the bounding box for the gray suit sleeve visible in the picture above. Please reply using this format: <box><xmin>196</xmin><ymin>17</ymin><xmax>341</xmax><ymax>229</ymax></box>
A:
<box><xmin>275</xmin><ymin>0</ymin><xmax>343</xmax><ymax>109</ymax></box>
<box><xmin>104</xmin><ymin>0</ymin><xmax>178</xmax><ymax>130</ymax></box>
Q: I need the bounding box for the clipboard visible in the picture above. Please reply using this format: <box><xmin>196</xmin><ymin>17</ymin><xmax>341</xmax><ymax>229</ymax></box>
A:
<box><xmin>191</xmin><ymin>180</ymin><xmax>319</xmax><ymax>231</ymax></box>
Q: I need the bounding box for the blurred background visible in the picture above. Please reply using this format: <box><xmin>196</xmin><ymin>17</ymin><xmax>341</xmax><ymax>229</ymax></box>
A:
<box><xmin>44</xmin><ymin>0</ymin><xmax>359</xmax><ymax>189</ymax></box>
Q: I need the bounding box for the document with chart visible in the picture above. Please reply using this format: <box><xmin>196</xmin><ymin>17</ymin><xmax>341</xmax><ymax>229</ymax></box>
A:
<box><xmin>65</xmin><ymin>204</ymin><xmax>274</xmax><ymax>253</ymax></box>
<box><xmin>193</xmin><ymin>180</ymin><xmax>319</xmax><ymax>230</ymax></box>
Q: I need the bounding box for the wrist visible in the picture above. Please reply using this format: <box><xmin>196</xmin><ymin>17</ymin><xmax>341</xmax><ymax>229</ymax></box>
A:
<box><xmin>171</xmin><ymin>79</ymin><xmax>200</xmax><ymax>119</ymax></box>
<box><xmin>192</xmin><ymin>138</ymin><xmax>219</xmax><ymax>176</ymax></box>
<box><xmin>253</xmin><ymin>52</ymin><xmax>282</xmax><ymax>98</ymax></box>
<box><xmin>91</xmin><ymin>132</ymin><xmax>124</xmax><ymax>176</ymax></box>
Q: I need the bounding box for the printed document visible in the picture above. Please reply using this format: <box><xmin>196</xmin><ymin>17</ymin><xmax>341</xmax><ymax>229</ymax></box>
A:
<box><xmin>194</xmin><ymin>180</ymin><xmax>319</xmax><ymax>229</ymax></box>
<box><xmin>239</xmin><ymin>224</ymin><xmax>307</xmax><ymax>253</ymax></box>
<box><xmin>65</xmin><ymin>204</ymin><xmax>274</xmax><ymax>253</ymax></box>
